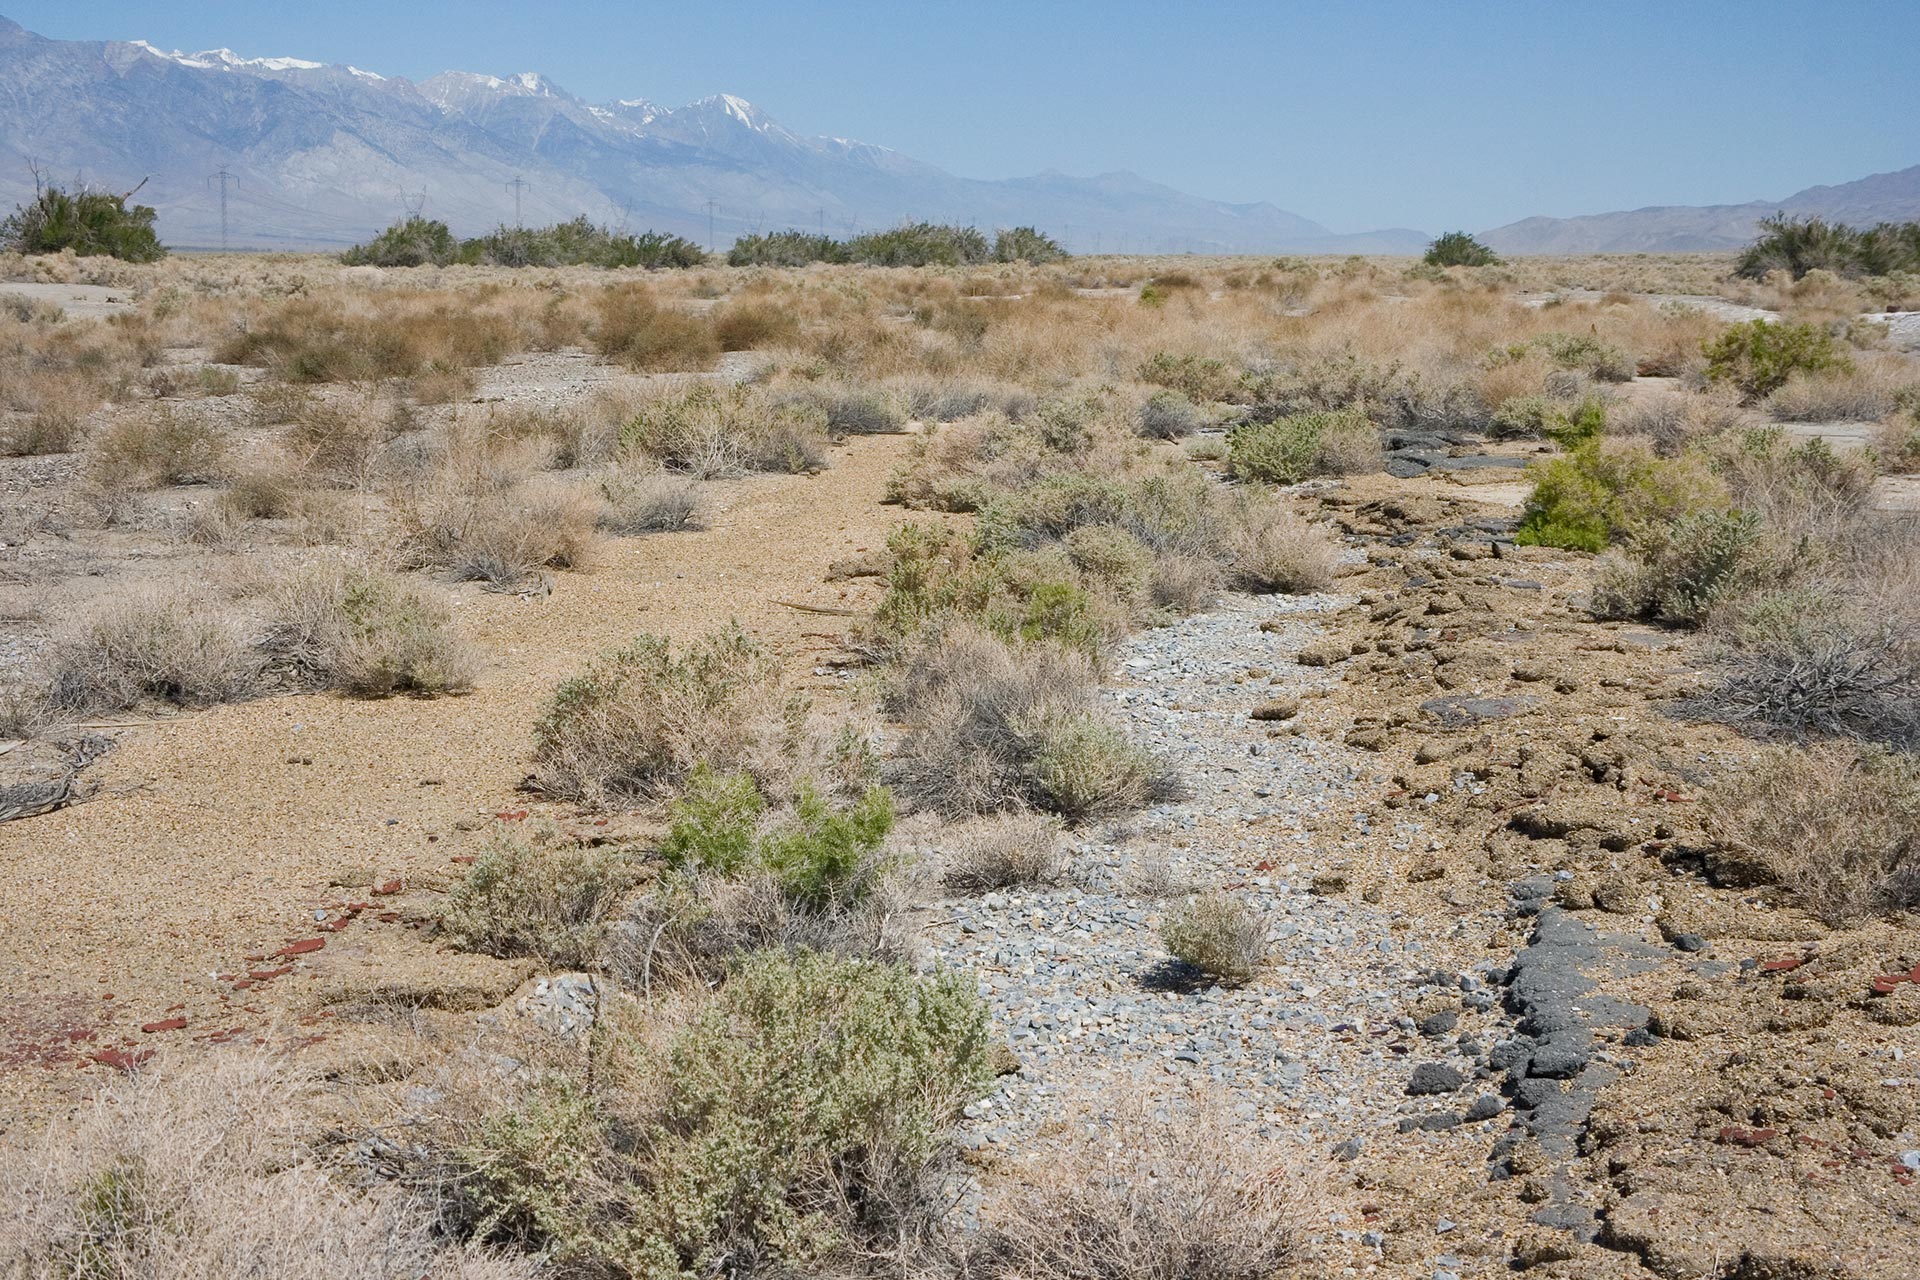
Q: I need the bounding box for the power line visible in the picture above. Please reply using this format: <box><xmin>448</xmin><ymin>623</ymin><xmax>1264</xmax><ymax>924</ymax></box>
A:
<box><xmin>207</xmin><ymin>167</ymin><xmax>238</xmax><ymax>250</ymax></box>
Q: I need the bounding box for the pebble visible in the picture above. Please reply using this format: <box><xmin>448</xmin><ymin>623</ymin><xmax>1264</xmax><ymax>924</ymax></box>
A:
<box><xmin>926</xmin><ymin>596</ymin><xmax>1474</xmax><ymax>1156</ymax></box>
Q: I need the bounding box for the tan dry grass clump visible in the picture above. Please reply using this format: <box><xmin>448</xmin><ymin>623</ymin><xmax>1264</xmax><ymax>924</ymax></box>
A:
<box><xmin>940</xmin><ymin>809</ymin><xmax>1067</xmax><ymax>891</ymax></box>
<box><xmin>42</xmin><ymin>589</ymin><xmax>261</xmax><ymax>716</ymax></box>
<box><xmin>1161</xmin><ymin>891</ymin><xmax>1269</xmax><ymax>986</ymax></box>
<box><xmin>440</xmin><ymin>826</ymin><xmax>640</xmax><ymax>967</ymax></box>
<box><xmin>0</xmin><ymin>1054</ymin><xmax>534</xmax><ymax>1280</ymax></box>
<box><xmin>1704</xmin><ymin>742</ymin><xmax>1920</xmax><ymax>923</ymax></box>
<box><xmin>984</xmin><ymin>1089</ymin><xmax>1322</xmax><ymax>1280</ymax></box>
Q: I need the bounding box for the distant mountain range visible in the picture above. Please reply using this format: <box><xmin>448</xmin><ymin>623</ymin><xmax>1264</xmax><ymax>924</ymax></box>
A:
<box><xmin>1</xmin><ymin>15</ymin><xmax>1914</xmax><ymax>257</ymax></box>
<box><xmin>0</xmin><ymin>16</ymin><xmax>1426</xmax><ymax>254</ymax></box>
<box><xmin>1482</xmin><ymin>164</ymin><xmax>1920</xmax><ymax>254</ymax></box>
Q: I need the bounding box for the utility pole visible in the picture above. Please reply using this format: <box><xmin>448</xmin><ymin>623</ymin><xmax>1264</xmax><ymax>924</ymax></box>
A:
<box><xmin>705</xmin><ymin>198</ymin><xmax>718</xmax><ymax>253</ymax></box>
<box><xmin>817</xmin><ymin>208</ymin><xmax>826</xmax><ymax>238</ymax></box>
<box><xmin>207</xmin><ymin>167</ymin><xmax>237</xmax><ymax>250</ymax></box>
<box><xmin>506</xmin><ymin>175</ymin><xmax>529</xmax><ymax>226</ymax></box>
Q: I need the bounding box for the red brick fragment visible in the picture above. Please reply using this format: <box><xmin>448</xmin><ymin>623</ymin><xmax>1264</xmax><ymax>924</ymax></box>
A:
<box><xmin>90</xmin><ymin>1047</ymin><xmax>153</xmax><ymax>1072</ymax></box>
<box><xmin>248</xmin><ymin>966</ymin><xmax>294</xmax><ymax>982</ymax></box>
<box><xmin>1760</xmin><ymin>955</ymin><xmax>1803</xmax><ymax>973</ymax></box>
<box><xmin>273</xmin><ymin>938</ymin><xmax>325</xmax><ymax>958</ymax></box>
<box><xmin>140</xmin><ymin>1017</ymin><xmax>187</xmax><ymax>1034</ymax></box>
<box><xmin>1872</xmin><ymin>974</ymin><xmax>1910</xmax><ymax>994</ymax></box>
<box><xmin>1718</xmin><ymin>1125</ymin><xmax>1779</xmax><ymax>1148</ymax></box>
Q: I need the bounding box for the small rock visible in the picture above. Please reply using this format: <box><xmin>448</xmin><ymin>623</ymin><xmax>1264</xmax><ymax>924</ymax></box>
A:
<box><xmin>1249</xmin><ymin>697</ymin><xmax>1299</xmax><ymax>722</ymax></box>
<box><xmin>1464</xmin><ymin>1094</ymin><xmax>1505</xmax><ymax>1122</ymax></box>
<box><xmin>1407</xmin><ymin>1062</ymin><xmax>1467</xmax><ymax>1096</ymax></box>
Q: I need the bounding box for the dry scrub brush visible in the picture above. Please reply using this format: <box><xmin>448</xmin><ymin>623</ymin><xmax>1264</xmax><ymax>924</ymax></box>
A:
<box><xmin>939</xmin><ymin>809</ymin><xmax>1068</xmax><ymax>892</ymax></box>
<box><xmin>529</xmin><ymin>624</ymin><xmax>803</xmax><ymax>806</ymax></box>
<box><xmin>440</xmin><ymin>826</ymin><xmax>641</xmax><ymax>967</ymax></box>
<box><xmin>446</xmin><ymin>949</ymin><xmax>990</xmax><ymax>1279</ymax></box>
<box><xmin>1704</xmin><ymin>743</ymin><xmax>1920</xmax><ymax>923</ymax></box>
<box><xmin>261</xmin><ymin>554</ymin><xmax>476</xmax><ymax>697</ymax></box>
<box><xmin>41</xmin><ymin>589</ymin><xmax>261</xmax><ymax>716</ymax></box>
<box><xmin>1161</xmin><ymin>891</ymin><xmax>1269</xmax><ymax>986</ymax></box>
<box><xmin>981</xmin><ymin>1089</ymin><xmax>1321</xmax><ymax>1280</ymax></box>
<box><xmin>886</xmin><ymin>624</ymin><xmax>1173</xmax><ymax>822</ymax></box>
<box><xmin>0</xmin><ymin>1054</ymin><xmax>533</xmax><ymax>1280</ymax></box>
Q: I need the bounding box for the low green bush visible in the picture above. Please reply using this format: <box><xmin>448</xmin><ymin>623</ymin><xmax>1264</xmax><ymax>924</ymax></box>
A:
<box><xmin>1704</xmin><ymin>319</ymin><xmax>1850</xmax><ymax>402</ymax></box>
<box><xmin>2</xmin><ymin>183</ymin><xmax>165</xmax><ymax>261</ymax></box>
<box><xmin>1227</xmin><ymin>408</ymin><xmax>1382</xmax><ymax>484</ymax></box>
<box><xmin>463</xmin><ymin>950</ymin><xmax>991</xmax><ymax>1278</ymax></box>
<box><xmin>660</xmin><ymin>767</ymin><xmax>895</xmax><ymax>908</ymax></box>
<box><xmin>1423</xmin><ymin>231</ymin><xmax>1498</xmax><ymax>267</ymax></box>
<box><xmin>1515</xmin><ymin>440</ymin><xmax>1726</xmax><ymax>552</ymax></box>
<box><xmin>993</xmin><ymin>225</ymin><xmax>1068</xmax><ymax>264</ymax></box>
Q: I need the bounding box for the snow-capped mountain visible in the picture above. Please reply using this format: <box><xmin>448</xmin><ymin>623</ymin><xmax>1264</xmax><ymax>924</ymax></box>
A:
<box><xmin>0</xmin><ymin>15</ymin><xmax>1427</xmax><ymax>253</ymax></box>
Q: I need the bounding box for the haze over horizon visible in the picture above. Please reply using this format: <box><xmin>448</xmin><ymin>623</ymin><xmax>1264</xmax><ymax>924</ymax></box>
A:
<box><xmin>8</xmin><ymin>0</ymin><xmax>1917</xmax><ymax>235</ymax></box>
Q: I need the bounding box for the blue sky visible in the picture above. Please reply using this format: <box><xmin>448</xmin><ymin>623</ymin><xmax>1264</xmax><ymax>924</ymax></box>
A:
<box><xmin>11</xmin><ymin>1</ymin><xmax>1917</xmax><ymax>233</ymax></box>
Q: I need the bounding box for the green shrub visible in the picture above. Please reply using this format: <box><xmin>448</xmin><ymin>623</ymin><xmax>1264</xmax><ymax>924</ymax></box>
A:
<box><xmin>848</xmin><ymin>222</ymin><xmax>991</xmax><ymax>267</ymax></box>
<box><xmin>659</xmin><ymin>769</ymin><xmax>894</xmax><ymax>908</ymax></box>
<box><xmin>659</xmin><ymin>765</ymin><xmax>766</xmax><ymax>875</ymax></box>
<box><xmin>1423</xmin><ymin>231</ymin><xmax>1498</xmax><ymax>268</ymax></box>
<box><xmin>760</xmin><ymin>784</ymin><xmax>895</xmax><ymax>908</ymax></box>
<box><xmin>460</xmin><ymin>218</ymin><xmax>705</xmax><ymax>269</ymax></box>
<box><xmin>441</xmin><ymin>829</ymin><xmax>638</xmax><ymax>967</ymax></box>
<box><xmin>463</xmin><ymin>950</ymin><xmax>991</xmax><ymax>1278</ymax></box>
<box><xmin>340</xmin><ymin>216</ymin><xmax>458</xmax><ymax>267</ymax></box>
<box><xmin>1492</xmin><ymin>332</ymin><xmax>1633</xmax><ymax>382</ymax></box>
<box><xmin>345</xmin><ymin>216</ymin><xmax>704</xmax><ymax>269</ymax></box>
<box><xmin>1543</xmin><ymin>395</ymin><xmax>1609</xmax><ymax>448</ymax></box>
<box><xmin>529</xmin><ymin>625</ymin><xmax>799</xmax><ymax>805</ymax></box>
<box><xmin>1228</xmin><ymin>408</ymin><xmax>1381</xmax><ymax>483</ymax></box>
<box><xmin>726</xmin><ymin>230</ymin><xmax>848</xmax><ymax>267</ymax></box>
<box><xmin>2</xmin><ymin>183</ymin><xmax>165</xmax><ymax>261</ymax></box>
<box><xmin>1490</xmin><ymin>394</ymin><xmax>1558</xmax><ymax>439</ymax></box>
<box><xmin>1736</xmin><ymin>214</ymin><xmax>1920</xmax><ymax>280</ymax></box>
<box><xmin>1515</xmin><ymin>440</ymin><xmax>1725</xmax><ymax>551</ymax></box>
<box><xmin>1704</xmin><ymin>319</ymin><xmax>1850</xmax><ymax>402</ymax></box>
<box><xmin>993</xmin><ymin>225</ymin><xmax>1068</xmax><ymax>264</ymax></box>
<box><xmin>1138</xmin><ymin>352</ymin><xmax>1241</xmax><ymax>402</ymax></box>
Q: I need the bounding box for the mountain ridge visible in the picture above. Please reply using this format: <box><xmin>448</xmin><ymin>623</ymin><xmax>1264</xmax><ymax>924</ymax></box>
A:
<box><xmin>1481</xmin><ymin>164</ymin><xmax>1920</xmax><ymax>254</ymax></box>
<box><xmin>0</xmin><ymin>15</ymin><xmax>1425</xmax><ymax>254</ymax></box>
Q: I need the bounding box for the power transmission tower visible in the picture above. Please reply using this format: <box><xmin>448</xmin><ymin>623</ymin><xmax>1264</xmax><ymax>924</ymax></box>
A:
<box><xmin>705</xmin><ymin>198</ymin><xmax>718</xmax><ymax>252</ymax></box>
<box><xmin>399</xmin><ymin>189</ymin><xmax>428</xmax><ymax>217</ymax></box>
<box><xmin>207</xmin><ymin>167</ymin><xmax>238</xmax><ymax>250</ymax></box>
<box><xmin>506</xmin><ymin>175</ymin><xmax>529</xmax><ymax>226</ymax></box>
<box><xmin>817</xmin><ymin>208</ymin><xmax>826</xmax><ymax>238</ymax></box>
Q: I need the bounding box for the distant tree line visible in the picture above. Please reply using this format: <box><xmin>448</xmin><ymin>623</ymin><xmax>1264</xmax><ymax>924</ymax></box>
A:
<box><xmin>1736</xmin><ymin>214</ymin><xmax>1920</xmax><ymax>280</ymax></box>
<box><xmin>342</xmin><ymin>215</ymin><xmax>707</xmax><ymax>268</ymax></box>
<box><xmin>727</xmin><ymin>222</ymin><xmax>1068</xmax><ymax>267</ymax></box>
<box><xmin>1</xmin><ymin>179</ymin><xmax>165</xmax><ymax>261</ymax></box>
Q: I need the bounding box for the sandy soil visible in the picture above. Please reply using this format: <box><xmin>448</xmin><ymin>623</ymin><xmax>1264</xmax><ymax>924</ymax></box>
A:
<box><xmin>0</xmin><ymin>431</ymin><xmax>912</xmax><ymax>1121</ymax></box>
